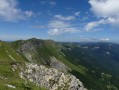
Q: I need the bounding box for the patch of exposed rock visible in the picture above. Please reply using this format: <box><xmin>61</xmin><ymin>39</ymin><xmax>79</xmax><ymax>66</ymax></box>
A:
<box><xmin>16</xmin><ymin>39</ymin><xmax>70</xmax><ymax>72</ymax></box>
<box><xmin>16</xmin><ymin>39</ymin><xmax>51</xmax><ymax>65</ymax></box>
<box><xmin>20</xmin><ymin>63</ymin><xmax>87</xmax><ymax>90</ymax></box>
<box><xmin>5</xmin><ymin>84</ymin><xmax>16</xmax><ymax>89</ymax></box>
<box><xmin>16</xmin><ymin>39</ymin><xmax>55</xmax><ymax>65</ymax></box>
<box><xmin>17</xmin><ymin>39</ymin><xmax>42</xmax><ymax>62</ymax></box>
<box><xmin>50</xmin><ymin>56</ymin><xmax>70</xmax><ymax>72</ymax></box>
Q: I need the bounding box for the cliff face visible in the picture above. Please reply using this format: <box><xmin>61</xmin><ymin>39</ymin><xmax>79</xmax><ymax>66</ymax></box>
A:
<box><xmin>20</xmin><ymin>63</ymin><xmax>87</xmax><ymax>90</ymax></box>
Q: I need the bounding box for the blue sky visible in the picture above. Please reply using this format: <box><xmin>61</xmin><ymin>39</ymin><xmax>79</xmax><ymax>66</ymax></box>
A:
<box><xmin>0</xmin><ymin>0</ymin><xmax>119</xmax><ymax>42</ymax></box>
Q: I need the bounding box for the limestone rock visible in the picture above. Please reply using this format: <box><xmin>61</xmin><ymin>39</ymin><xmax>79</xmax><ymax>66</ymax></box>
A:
<box><xmin>20</xmin><ymin>63</ymin><xmax>87</xmax><ymax>90</ymax></box>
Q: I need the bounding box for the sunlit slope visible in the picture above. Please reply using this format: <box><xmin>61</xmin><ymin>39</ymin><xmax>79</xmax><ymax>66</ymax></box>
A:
<box><xmin>0</xmin><ymin>41</ymin><xmax>26</xmax><ymax>62</ymax></box>
<box><xmin>11</xmin><ymin>39</ymin><xmax>108</xmax><ymax>90</ymax></box>
<box><xmin>0</xmin><ymin>41</ymin><xmax>46</xmax><ymax>90</ymax></box>
<box><xmin>0</xmin><ymin>39</ymin><xmax>118</xmax><ymax>90</ymax></box>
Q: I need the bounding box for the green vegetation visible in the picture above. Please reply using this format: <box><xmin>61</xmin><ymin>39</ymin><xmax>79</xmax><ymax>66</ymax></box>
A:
<box><xmin>60</xmin><ymin>42</ymin><xmax>119</xmax><ymax>90</ymax></box>
<box><xmin>0</xmin><ymin>41</ymin><xmax>46</xmax><ymax>90</ymax></box>
<box><xmin>0</xmin><ymin>39</ymin><xmax>119</xmax><ymax>90</ymax></box>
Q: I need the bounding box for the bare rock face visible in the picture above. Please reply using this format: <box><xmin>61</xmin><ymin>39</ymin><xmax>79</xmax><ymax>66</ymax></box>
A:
<box><xmin>49</xmin><ymin>56</ymin><xmax>70</xmax><ymax>72</ymax></box>
<box><xmin>17</xmin><ymin>39</ymin><xmax>43</xmax><ymax>62</ymax></box>
<box><xmin>16</xmin><ymin>39</ymin><xmax>51</xmax><ymax>65</ymax></box>
<box><xmin>20</xmin><ymin>63</ymin><xmax>87</xmax><ymax>90</ymax></box>
<box><xmin>16</xmin><ymin>39</ymin><xmax>70</xmax><ymax>72</ymax></box>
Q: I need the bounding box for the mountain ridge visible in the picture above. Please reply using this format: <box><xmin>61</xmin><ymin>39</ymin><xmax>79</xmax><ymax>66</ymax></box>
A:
<box><xmin>0</xmin><ymin>38</ymin><xmax>119</xmax><ymax>90</ymax></box>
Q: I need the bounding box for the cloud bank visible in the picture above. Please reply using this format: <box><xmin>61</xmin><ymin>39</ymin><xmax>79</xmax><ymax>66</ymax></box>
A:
<box><xmin>86</xmin><ymin>0</ymin><xmax>119</xmax><ymax>31</ymax></box>
<box><xmin>0</xmin><ymin>0</ymin><xmax>33</xmax><ymax>22</ymax></box>
<box><xmin>48</xmin><ymin>15</ymin><xmax>78</xmax><ymax>35</ymax></box>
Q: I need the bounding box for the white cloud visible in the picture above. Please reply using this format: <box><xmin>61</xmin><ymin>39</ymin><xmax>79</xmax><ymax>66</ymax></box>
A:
<box><xmin>81</xmin><ymin>16</ymin><xmax>88</xmax><ymax>21</ymax></box>
<box><xmin>25</xmin><ymin>11</ymin><xmax>34</xmax><ymax>17</ymax></box>
<box><xmin>0</xmin><ymin>0</ymin><xmax>33</xmax><ymax>22</ymax></box>
<box><xmin>47</xmin><ymin>20</ymin><xmax>78</xmax><ymax>35</ymax></box>
<box><xmin>85</xmin><ymin>21</ymin><xmax>97</xmax><ymax>31</ymax></box>
<box><xmin>89</xmin><ymin>0</ymin><xmax>119</xmax><ymax>25</ymax></box>
<box><xmin>100</xmin><ymin>38</ymin><xmax>110</xmax><ymax>41</ymax></box>
<box><xmin>89</xmin><ymin>0</ymin><xmax>119</xmax><ymax>18</ymax></box>
<box><xmin>54</xmin><ymin>15</ymin><xmax>75</xmax><ymax>21</ymax></box>
<box><xmin>85</xmin><ymin>19</ymin><xmax>107</xmax><ymax>31</ymax></box>
<box><xmin>85</xmin><ymin>0</ymin><xmax>119</xmax><ymax>31</ymax></box>
<box><xmin>74</xmin><ymin>11</ymin><xmax>80</xmax><ymax>16</ymax></box>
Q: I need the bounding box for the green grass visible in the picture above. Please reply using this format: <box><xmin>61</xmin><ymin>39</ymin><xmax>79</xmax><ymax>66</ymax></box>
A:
<box><xmin>40</xmin><ymin>43</ymin><xmax>108</xmax><ymax>89</ymax></box>
<box><xmin>0</xmin><ymin>42</ymin><xmax>25</xmax><ymax>62</ymax></box>
<box><xmin>0</xmin><ymin>41</ymin><xmax>46</xmax><ymax>90</ymax></box>
<box><xmin>41</xmin><ymin>43</ymin><xmax>86</xmax><ymax>74</ymax></box>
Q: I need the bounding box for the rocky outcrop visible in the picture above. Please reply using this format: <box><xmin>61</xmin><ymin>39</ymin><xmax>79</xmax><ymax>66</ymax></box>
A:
<box><xmin>17</xmin><ymin>39</ymin><xmax>42</xmax><ymax>62</ymax></box>
<box><xmin>20</xmin><ymin>63</ymin><xmax>87</xmax><ymax>90</ymax></box>
<box><xmin>16</xmin><ymin>39</ymin><xmax>55</xmax><ymax>65</ymax></box>
<box><xmin>49</xmin><ymin>56</ymin><xmax>70</xmax><ymax>72</ymax></box>
<box><xmin>16</xmin><ymin>39</ymin><xmax>70</xmax><ymax>72</ymax></box>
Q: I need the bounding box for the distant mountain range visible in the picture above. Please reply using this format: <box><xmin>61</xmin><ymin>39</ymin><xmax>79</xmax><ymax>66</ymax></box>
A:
<box><xmin>0</xmin><ymin>38</ymin><xmax>119</xmax><ymax>90</ymax></box>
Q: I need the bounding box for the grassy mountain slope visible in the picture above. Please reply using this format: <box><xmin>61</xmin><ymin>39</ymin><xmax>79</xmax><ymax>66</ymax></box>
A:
<box><xmin>11</xmin><ymin>39</ymin><xmax>109</xmax><ymax>90</ymax></box>
<box><xmin>0</xmin><ymin>39</ymin><xmax>119</xmax><ymax>90</ymax></box>
<box><xmin>0</xmin><ymin>41</ymin><xmax>46</xmax><ymax>90</ymax></box>
<box><xmin>60</xmin><ymin>42</ymin><xmax>119</xmax><ymax>90</ymax></box>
